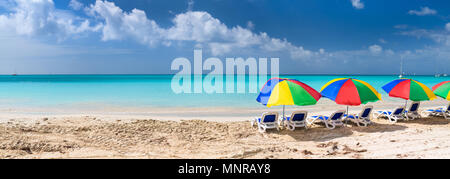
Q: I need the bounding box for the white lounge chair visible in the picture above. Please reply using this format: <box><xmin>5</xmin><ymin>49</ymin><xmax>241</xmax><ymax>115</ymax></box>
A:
<box><xmin>282</xmin><ymin>111</ymin><xmax>308</xmax><ymax>131</ymax></box>
<box><xmin>307</xmin><ymin>110</ymin><xmax>345</xmax><ymax>129</ymax></box>
<box><xmin>405</xmin><ymin>102</ymin><xmax>421</xmax><ymax>120</ymax></box>
<box><xmin>344</xmin><ymin>105</ymin><xmax>373</xmax><ymax>127</ymax></box>
<box><xmin>423</xmin><ymin>103</ymin><xmax>450</xmax><ymax>119</ymax></box>
<box><xmin>373</xmin><ymin>106</ymin><xmax>405</xmax><ymax>123</ymax></box>
<box><xmin>251</xmin><ymin>112</ymin><xmax>279</xmax><ymax>133</ymax></box>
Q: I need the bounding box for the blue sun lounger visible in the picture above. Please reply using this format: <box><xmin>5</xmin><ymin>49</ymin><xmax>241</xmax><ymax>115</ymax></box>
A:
<box><xmin>282</xmin><ymin>111</ymin><xmax>308</xmax><ymax>131</ymax></box>
<box><xmin>251</xmin><ymin>112</ymin><xmax>279</xmax><ymax>133</ymax></box>
<box><xmin>424</xmin><ymin>103</ymin><xmax>450</xmax><ymax>119</ymax></box>
<box><xmin>405</xmin><ymin>102</ymin><xmax>421</xmax><ymax>120</ymax></box>
<box><xmin>344</xmin><ymin>105</ymin><xmax>373</xmax><ymax>127</ymax></box>
<box><xmin>307</xmin><ymin>110</ymin><xmax>345</xmax><ymax>129</ymax></box>
<box><xmin>373</xmin><ymin>106</ymin><xmax>405</xmax><ymax>123</ymax></box>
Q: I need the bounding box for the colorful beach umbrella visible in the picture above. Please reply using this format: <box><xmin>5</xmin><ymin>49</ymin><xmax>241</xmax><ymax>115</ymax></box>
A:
<box><xmin>382</xmin><ymin>79</ymin><xmax>436</xmax><ymax>101</ymax></box>
<box><xmin>432</xmin><ymin>81</ymin><xmax>450</xmax><ymax>100</ymax></box>
<box><xmin>256</xmin><ymin>78</ymin><xmax>321</xmax><ymax>119</ymax></box>
<box><xmin>320</xmin><ymin>78</ymin><xmax>382</xmax><ymax>106</ymax></box>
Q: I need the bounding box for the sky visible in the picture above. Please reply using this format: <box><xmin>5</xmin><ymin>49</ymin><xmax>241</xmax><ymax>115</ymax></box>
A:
<box><xmin>0</xmin><ymin>0</ymin><xmax>450</xmax><ymax>75</ymax></box>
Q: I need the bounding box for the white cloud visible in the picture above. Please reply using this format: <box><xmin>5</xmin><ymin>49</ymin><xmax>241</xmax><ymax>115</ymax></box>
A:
<box><xmin>379</xmin><ymin>38</ymin><xmax>387</xmax><ymax>43</ymax></box>
<box><xmin>166</xmin><ymin>11</ymin><xmax>230</xmax><ymax>43</ymax></box>
<box><xmin>69</xmin><ymin>0</ymin><xmax>83</xmax><ymax>10</ymax></box>
<box><xmin>369</xmin><ymin>44</ymin><xmax>382</xmax><ymax>54</ymax></box>
<box><xmin>0</xmin><ymin>0</ymin><xmax>99</xmax><ymax>40</ymax></box>
<box><xmin>400</xmin><ymin>23</ymin><xmax>450</xmax><ymax>47</ymax></box>
<box><xmin>350</xmin><ymin>0</ymin><xmax>364</xmax><ymax>9</ymax></box>
<box><xmin>1</xmin><ymin>0</ymin><xmax>398</xmax><ymax>63</ymax></box>
<box><xmin>319</xmin><ymin>48</ymin><xmax>325</xmax><ymax>54</ymax></box>
<box><xmin>87</xmin><ymin>0</ymin><xmax>164</xmax><ymax>46</ymax></box>
<box><xmin>400</xmin><ymin>29</ymin><xmax>450</xmax><ymax>46</ymax></box>
<box><xmin>408</xmin><ymin>7</ymin><xmax>437</xmax><ymax>16</ymax></box>
<box><xmin>86</xmin><ymin>1</ymin><xmax>319</xmax><ymax>59</ymax></box>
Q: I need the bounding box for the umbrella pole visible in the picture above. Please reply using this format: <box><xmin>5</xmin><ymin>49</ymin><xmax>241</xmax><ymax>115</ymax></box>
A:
<box><xmin>405</xmin><ymin>100</ymin><xmax>409</xmax><ymax>120</ymax></box>
<box><xmin>282</xmin><ymin>105</ymin><xmax>286</xmax><ymax>127</ymax></box>
<box><xmin>345</xmin><ymin>105</ymin><xmax>349</xmax><ymax>125</ymax></box>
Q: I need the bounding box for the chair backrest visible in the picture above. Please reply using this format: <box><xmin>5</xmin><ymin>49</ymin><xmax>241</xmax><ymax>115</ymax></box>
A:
<box><xmin>290</xmin><ymin>111</ymin><xmax>307</xmax><ymax>121</ymax></box>
<box><xmin>262</xmin><ymin>112</ymin><xmax>278</xmax><ymax>123</ymax></box>
<box><xmin>409</xmin><ymin>102</ymin><xmax>420</xmax><ymax>112</ymax></box>
<box><xmin>330</xmin><ymin>110</ymin><xmax>345</xmax><ymax>120</ymax></box>
<box><xmin>393</xmin><ymin>107</ymin><xmax>405</xmax><ymax>115</ymax></box>
<box><xmin>360</xmin><ymin>105</ymin><xmax>373</xmax><ymax>118</ymax></box>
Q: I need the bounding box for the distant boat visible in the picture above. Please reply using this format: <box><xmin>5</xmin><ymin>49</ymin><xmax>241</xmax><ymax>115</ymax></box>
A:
<box><xmin>12</xmin><ymin>74</ymin><xmax>17</xmax><ymax>76</ymax></box>
<box><xmin>399</xmin><ymin>57</ymin><xmax>404</xmax><ymax>78</ymax></box>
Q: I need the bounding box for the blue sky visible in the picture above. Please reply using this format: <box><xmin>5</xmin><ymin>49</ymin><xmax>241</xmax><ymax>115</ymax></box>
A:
<box><xmin>0</xmin><ymin>0</ymin><xmax>449</xmax><ymax>75</ymax></box>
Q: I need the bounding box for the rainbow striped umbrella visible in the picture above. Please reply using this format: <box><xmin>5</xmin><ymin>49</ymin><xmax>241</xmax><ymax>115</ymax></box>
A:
<box><xmin>382</xmin><ymin>79</ymin><xmax>436</xmax><ymax>101</ymax></box>
<box><xmin>320</xmin><ymin>78</ymin><xmax>381</xmax><ymax>106</ymax></box>
<box><xmin>257</xmin><ymin>78</ymin><xmax>321</xmax><ymax>107</ymax></box>
<box><xmin>256</xmin><ymin>78</ymin><xmax>321</xmax><ymax>119</ymax></box>
<box><xmin>432</xmin><ymin>81</ymin><xmax>450</xmax><ymax>100</ymax></box>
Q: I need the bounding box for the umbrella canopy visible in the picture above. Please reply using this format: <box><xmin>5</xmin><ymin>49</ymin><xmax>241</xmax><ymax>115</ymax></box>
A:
<box><xmin>432</xmin><ymin>81</ymin><xmax>450</xmax><ymax>100</ymax></box>
<box><xmin>382</xmin><ymin>79</ymin><xmax>436</xmax><ymax>101</ymax></box>
<box><xmin>256</xmin><ymin>78</ymin><xmax>321</xmax><ymax>107</ymax></box>
<box><xmin>320</xmin><ymin>78</ymin><xmax>381</xmax><ymax>106</ymax></box>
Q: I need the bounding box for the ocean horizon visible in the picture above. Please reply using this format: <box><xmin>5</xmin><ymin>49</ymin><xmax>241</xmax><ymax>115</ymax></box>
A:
<box><xmin>0</xmin><ymin>74</ymin><xmax>448</xmax><ymax>109</ymax></box>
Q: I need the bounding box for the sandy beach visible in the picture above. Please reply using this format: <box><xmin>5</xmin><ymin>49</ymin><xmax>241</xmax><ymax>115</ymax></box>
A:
<box><xmin>0</xmin><ymin>105</ymin><xmax>449</xmax><ymax>159</ymax></box>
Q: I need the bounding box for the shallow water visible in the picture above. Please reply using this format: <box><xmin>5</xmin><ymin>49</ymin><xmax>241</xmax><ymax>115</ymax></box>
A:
<box><xmin>0</xmin><ymin>75</ymin><xmax>448</xmax><ymax>109</ymax></box>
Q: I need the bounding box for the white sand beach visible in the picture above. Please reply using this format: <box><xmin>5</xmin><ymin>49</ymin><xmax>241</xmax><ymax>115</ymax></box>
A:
<box><xmin>0</xmin><ymin>99</ymin><xmax>449</xmax><ymax>159</ymax></box>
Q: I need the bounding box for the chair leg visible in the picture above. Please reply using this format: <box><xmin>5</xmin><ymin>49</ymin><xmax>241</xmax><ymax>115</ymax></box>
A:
<box><xmin>390</xmin><ymin>116</ymin><xmax>398</xmax><ymax>123</ymax></box>
<box><xmin>258</xmin><ymin>123</ymin><xmax>266</xmax><ymax>133</ymax></box>
<box><xmin>388</xmin><ymin>116</ymin><xmax>396</xmax><ymax>123</ymax></box>
<box><xmin>330</xmin><ymin>123</ymin><xmax>336</xmax><ymax>130</ymax></box>
<box><xmin>289</xmin><ymin>124</ymin><xmax>295</xmax><ymax>131</ymax></box>
<box><xmin>364</xmin><ymin>119</ymin><xmax>371</xmax><ymax>126</ymax></box>
<box><xmin>355</xmin><ymin>119</ymin><xmax>362</xmax><ymax>127</ymax></box>
<box><xmin>278</xmin><ymin>118</ymin><xmax>284</xmax><ymax>129</ymax></box>
<box><xmin>324</xmin><ymin>121</ymin><xmax>335</xmax><ymax>129</ymax></box>
<box><xmin>306</xmin><ymin>118</ymin><xmax>314</xmax><ymax>125</ymax></box>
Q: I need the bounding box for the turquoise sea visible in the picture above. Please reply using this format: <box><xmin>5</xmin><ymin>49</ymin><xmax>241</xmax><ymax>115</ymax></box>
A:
<box><xmin>0</xmin><ymin>75</ymin><xmax>448</xmax><ymax>109</ymax></box>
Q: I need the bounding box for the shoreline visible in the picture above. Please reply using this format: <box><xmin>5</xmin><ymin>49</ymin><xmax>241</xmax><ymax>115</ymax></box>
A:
<box><xmin>0</xmin><ymin>99</ymin><xmax>447</xmax><ymax>122</ymax></box>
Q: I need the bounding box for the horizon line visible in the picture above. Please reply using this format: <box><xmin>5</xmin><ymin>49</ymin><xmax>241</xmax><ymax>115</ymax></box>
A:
<box><xmin>0</xmin><ymin>73</ymin><xmax>447</xmax><ymax>76</ymax></box>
